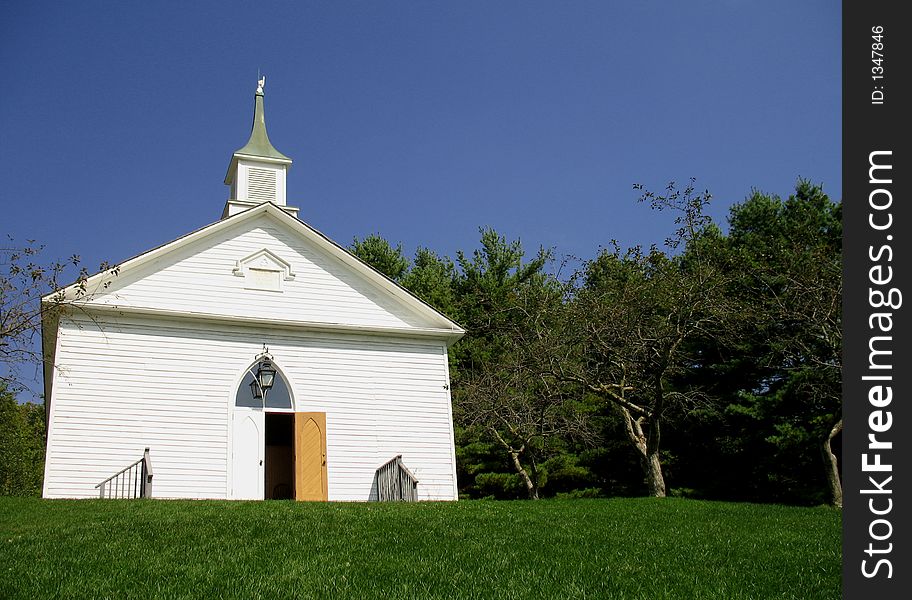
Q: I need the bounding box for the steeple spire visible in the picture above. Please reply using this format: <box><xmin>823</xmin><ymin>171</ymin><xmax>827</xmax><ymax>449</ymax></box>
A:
<box><xmin>232</xmin><ymin>78</ymin><xmax>290</xmax><ymax>162</ymax></box>
<box><xmin>222</xmin><ymin>78</ymin><xmax>298</xmax><ymax>219</ymax></box>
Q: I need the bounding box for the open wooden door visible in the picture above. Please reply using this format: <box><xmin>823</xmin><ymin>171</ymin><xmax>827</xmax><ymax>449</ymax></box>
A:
<box><xmin>294</xmin><ymin>412</ymin><xmax>328</xmax><ymax>501</ymax></box>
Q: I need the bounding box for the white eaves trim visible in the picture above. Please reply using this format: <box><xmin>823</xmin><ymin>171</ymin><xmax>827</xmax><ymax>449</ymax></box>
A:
<box><xmin>234</xmin><ymin>152</ymin><xmax>293</xmax><ymax>165</ymax></box>
<box><xmin>42</xmin><ymin>202</ymin><xmax>465</xmax><ymax>338</ymax></box>
<box><xmin>70</xmin><ymin>303</ymin><xmax>465</xmax><ymax>344</ymax></box>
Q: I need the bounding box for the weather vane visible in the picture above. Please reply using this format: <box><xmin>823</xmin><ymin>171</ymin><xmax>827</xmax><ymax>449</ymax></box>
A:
<box><xmin>256</xmin><ymin>73</ymin><xmax>266</xmax><ymax>94</ymax></box>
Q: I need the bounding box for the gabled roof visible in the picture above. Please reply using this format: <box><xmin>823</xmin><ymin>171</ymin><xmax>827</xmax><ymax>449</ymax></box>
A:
<box><xmin>42</xmin><ymin>202</ymin><xmax>465</xmax><ymax>340</ymax></box>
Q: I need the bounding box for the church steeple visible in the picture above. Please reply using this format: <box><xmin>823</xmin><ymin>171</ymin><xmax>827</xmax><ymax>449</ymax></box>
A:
<box><xmin>222</xmin><ymin>77</ymin><xmax>299</xmax><ymax>219</ymax></box>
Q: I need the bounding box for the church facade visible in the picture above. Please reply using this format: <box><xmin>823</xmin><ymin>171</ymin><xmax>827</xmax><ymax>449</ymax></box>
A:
<box><xmin>41</xmin><ymin>84</ymin><xmax>464</xmax><ymax>501</ymax></box>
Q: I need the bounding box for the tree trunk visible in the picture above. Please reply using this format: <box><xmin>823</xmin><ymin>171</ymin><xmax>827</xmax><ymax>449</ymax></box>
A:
<box><xmin>492</xmin><ymin>430</ymin><xmax>539</xmax><ymax>499</ymax></box>
<box><xmin>619</xmin><ymin>406</ymin><xmax>667</xmax><ymax>498</ymax></box>
<box><xmin>647</xmin><ymin>375</ymin><xmax>667</xmax><ymax>498</ymax></box>
<box><xmin>822</xmin><ymin>418</ymin><xmax>843</xmax><ymax>508</ymax></box>
<box><xmin>513</xmin><ymin>453</ymin><xmax>539</xmax><ymax>500</ymax></box>
<box><xmin>645</xmin><ymin>450</ymin><xmax>666</xmax><ymax>498</ymax></box>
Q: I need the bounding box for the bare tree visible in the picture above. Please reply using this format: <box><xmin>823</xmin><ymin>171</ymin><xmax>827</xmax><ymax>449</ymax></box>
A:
<box><xmin>1</xmin><ymin>237</ymin><xmax>117</xmax><ymax>393</ymax></box>
<box><xmin>555</xmin><ymin>181</ymin><xmax>732</xmax><ymax>497</ymax></box>
<box><xmin>455</xmin><ymin>282</ymin><xmax>597</xmax><ymax>500</ymax></box>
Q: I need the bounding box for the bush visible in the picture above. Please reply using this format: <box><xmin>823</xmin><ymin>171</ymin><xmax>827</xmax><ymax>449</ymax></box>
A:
<box><xmin>474</xmin><ymin>472</ymin><xmax>525</xmax><ymax>499</ymax></box>
<box><xmin>554</xmin><ymin>487</ymin><xmax>603</xmax><ymax>499</ymax></box>
<box><xmin>0</xmin><ymin>386</ymin><xmax>46</xmax><ymax>496</ymax></box>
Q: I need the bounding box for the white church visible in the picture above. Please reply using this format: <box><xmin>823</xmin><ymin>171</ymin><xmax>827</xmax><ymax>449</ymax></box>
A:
<box><xmin>40</xmin><ymin>81</ymin><xmax>464</xmax><ymax>501</ymax></box>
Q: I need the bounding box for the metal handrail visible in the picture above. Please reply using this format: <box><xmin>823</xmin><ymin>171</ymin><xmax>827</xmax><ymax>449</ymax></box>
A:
<box><xmin>95</xmin><ymin>448</ymin><xmax>153</xmax><ymax>499</ymax></box>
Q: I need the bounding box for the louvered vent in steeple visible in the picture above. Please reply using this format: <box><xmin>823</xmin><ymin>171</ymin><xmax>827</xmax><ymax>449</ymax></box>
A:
<box><xmin>248</xmin><ymin>167</ymin><xmax>277</xmax><ymax>202</ymax></box>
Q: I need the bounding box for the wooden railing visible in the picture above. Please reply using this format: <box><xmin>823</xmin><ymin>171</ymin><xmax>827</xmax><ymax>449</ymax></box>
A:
<box><xmin>375</xmin><ymin>455</ymin><xmax>418</xmax><ymax>501</ymax></box>
<box><xmin>95</xmin><ymin>448</ymin><xmax>153</xmax><ymax>499</ymax></box>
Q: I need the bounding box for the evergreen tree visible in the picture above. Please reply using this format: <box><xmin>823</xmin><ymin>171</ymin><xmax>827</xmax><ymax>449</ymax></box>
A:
<box><xmin>0</xmin><ymin>384</ymin><xmax>46</xmax><ymax>496</ymax></box>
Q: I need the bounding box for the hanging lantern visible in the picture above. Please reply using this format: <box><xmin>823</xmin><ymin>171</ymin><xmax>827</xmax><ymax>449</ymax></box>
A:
<box><xmin>257</xmin><ymin>357</ymin><xmax>277</xmax><ymax>392</ymax></box>
<box><xmin>249</xmin><ymin>346</ymin><xmax>277</xmax><ymax>401</ymax></box>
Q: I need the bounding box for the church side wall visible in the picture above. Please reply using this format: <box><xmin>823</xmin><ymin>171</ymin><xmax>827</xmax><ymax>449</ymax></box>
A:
<box><xmin>42</xmin><ymin>313</ymin><xmax>458</xmax><ymax>501</ymax></box>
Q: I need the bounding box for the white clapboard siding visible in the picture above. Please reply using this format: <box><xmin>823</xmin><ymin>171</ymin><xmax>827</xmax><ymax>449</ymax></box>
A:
<box><xmin>81</xmin><ymin>212</ymin><xmax>437</xmax><ymax>330</ymax></box>
<box><xmin>43</xmin><ymin>313</ymin><xmax>458</xmax><ymax>501</ymax></box>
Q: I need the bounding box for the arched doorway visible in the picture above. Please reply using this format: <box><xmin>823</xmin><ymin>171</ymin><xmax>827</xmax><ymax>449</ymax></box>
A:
<box><xmin>231</xmin><ymin>360</ymin><xmax>327</xmax><ymax>501</ymax></box>
<box><xmin>232</xmin><ymin>362</ymin><xmax>294</xmax><ymax>500</ymax></box>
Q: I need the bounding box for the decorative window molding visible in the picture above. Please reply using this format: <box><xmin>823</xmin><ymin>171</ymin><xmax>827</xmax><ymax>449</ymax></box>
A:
<box><xmin>233</xmin><ymin>249</ymin><xmax>296</xmax><ymax>292</ymax></box>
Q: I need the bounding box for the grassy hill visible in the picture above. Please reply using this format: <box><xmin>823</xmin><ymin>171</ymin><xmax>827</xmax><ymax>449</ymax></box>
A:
<box><xmin>0</xmin><ymin>497</ymin><xmax>840</xmax><ymax>599</ymax></box>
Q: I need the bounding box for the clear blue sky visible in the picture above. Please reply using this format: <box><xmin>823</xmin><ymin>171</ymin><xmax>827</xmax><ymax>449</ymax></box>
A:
<box><xmin>1</xmin><ymin>1</ymin><xmax>840</xmax><ymax>260</ymax></box>
<box><xmin>1</xmin><ymin>1</ymin><xmax>839</xmax><ymax>392</ymax></box>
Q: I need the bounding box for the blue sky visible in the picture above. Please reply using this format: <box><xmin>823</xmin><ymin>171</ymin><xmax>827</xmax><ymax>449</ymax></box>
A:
<box><xmin>2</xmin><ymin>1</ymin><xmax>839</xmax><ymax>393</ymax></box>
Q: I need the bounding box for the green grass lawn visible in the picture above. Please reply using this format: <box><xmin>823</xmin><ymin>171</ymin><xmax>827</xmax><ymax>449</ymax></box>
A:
<box><xmin>0</xmin><ymin>497</ymin><xmax>840</xmax><ymax>600</ymax></box>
